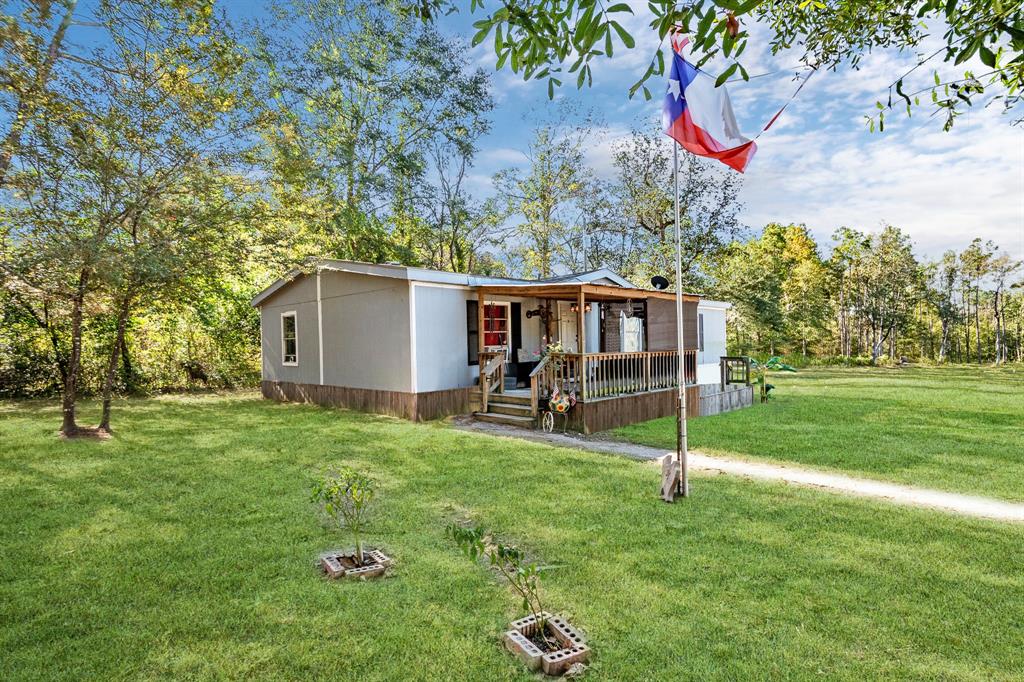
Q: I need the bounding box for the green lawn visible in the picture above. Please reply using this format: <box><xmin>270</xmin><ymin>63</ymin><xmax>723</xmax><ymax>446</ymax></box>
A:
<box><xmin>615</xmin><ymin>366</ymin><xmax>1024</xmax><ymax>502</ymax></box>
<box><xmin>1</xmin><ymin>393</ymin><xmax>1023</xmax><ymax>680</ymax></box>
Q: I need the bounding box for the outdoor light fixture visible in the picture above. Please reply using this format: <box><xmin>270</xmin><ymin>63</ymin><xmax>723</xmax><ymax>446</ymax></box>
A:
<box><xmin>569</xmin><ymin>302</ymin><xmax>592</xmax><ymax>313</ymax></box>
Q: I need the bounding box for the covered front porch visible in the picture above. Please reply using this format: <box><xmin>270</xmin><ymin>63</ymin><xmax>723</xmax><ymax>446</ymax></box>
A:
<box><xmin>471</xmin><ymin>281</ymin><xmax>709</xmax><ymax>433</ymax></box>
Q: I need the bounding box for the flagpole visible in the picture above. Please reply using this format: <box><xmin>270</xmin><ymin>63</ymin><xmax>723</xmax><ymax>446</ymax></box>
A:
<box><xmin>673</xmin><ymin>142</ymin><xmax>689</xmax><ymax>497</ymax></box>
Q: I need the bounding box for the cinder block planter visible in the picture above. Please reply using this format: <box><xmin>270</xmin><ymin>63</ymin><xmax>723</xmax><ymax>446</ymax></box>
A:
<box><xmin>503</xmin><ymin>611</ymin><xmax>590</xmax><ymax>676</ymax></box>
<box><xmin>319</xmin><ymin>547</ymin><xmax>393</xmax><ymax>580</ymax></box>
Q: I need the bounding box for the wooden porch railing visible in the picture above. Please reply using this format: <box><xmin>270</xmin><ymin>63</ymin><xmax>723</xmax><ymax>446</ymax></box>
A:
<box><xmin>529</xmin><ymin>350</ymin><xmax>697</xmax><ymax>414</ymax></box>
<box><xmin>479</xmin><ymin>349</ymin><xmax>506</xmax><ymax>413</ymax></box>
<box><xmin>720</xmin><ymin>356</ymin><xmax>751</xmax><ymax>386</ymax></box>
<box><xmin>528</xmin><ymin>352</ymin><xmax>583</xmax><ymax>416</ymax></box>
<box><xmin>528</xmin><ymin>355</ymin><xmax>550</xmax><ymax>417</ymax></box>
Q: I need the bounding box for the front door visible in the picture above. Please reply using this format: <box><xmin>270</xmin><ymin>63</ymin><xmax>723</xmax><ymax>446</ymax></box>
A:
<box><xmin>557</xmin><ymin>301</ymin><xmax>578</xmax><ymax>352</ymax></box>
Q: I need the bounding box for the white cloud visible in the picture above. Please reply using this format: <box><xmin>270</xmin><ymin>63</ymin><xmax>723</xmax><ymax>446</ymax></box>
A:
<box><xmin>440</xmin><ymin>8</ymin><xmax>1024</xmax><ymax>262</ymax></box>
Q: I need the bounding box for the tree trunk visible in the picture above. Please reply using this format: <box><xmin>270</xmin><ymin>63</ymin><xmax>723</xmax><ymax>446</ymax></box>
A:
<box><xmin>975</xmin><ymin>282</ymin><xmax>982</xmax><ymax>363</ymax></box>
<box><xmin>993</xmin><ymin>289</ymin><xmax>1002</xmax><ymax>365</ymax></box>
<box><xmin>120</xmin><ymin>331</ymin><xmax>135</xmax><ymax>391</ymax></box>
<box><xmin>99</xmin><ymin>293</ymin><xmax>133</xmax><ymax>432</ymax></box>
<box><xmin>938</xmin><ymin>318</ymin><xmax>949</xmax><ymax>362</ymax></box>
<box><xmin>60</xmin><ymin>269</ymin><xmax>90</xmax><ymax>436</ymax></box>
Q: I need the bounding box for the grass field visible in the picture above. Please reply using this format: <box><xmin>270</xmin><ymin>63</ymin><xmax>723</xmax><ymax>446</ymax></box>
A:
<box><xmin>1</xmin><ymin>392</ymin><xmax>1022</xmax><ymax>680</ymax></box>
<box><xmin>615</xmin><ymin>366</ymin><xmax>1024</xmax><ymax>502</ymax></box>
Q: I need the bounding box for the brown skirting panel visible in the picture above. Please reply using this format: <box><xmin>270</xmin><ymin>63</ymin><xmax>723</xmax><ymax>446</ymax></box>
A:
<box><xmin>261</xmin><ymin>381</ymin><xmax>471</xmax><ymax>422</ymax></box>
<box><xmin>414</xmin><ymin>387</ymin><xmax>474</xmax><ymax>421</ymax></box>
<box><xmin>578</xmin><ymin>385</ymin><xmax>700</xmax><ymax>434</ymax></box>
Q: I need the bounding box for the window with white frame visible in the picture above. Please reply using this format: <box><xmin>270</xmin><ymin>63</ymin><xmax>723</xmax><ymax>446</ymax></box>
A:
<box><xmin>281</xmin><ymin>312</ymin><xmax>298</xmax><ymax>365</ymax></box>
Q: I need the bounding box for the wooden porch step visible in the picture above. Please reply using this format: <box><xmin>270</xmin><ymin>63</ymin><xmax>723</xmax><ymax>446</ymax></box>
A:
<box><xmin>471</xmin><ymin>390</ymin><xmax>532</xmax><ymax>406</ymax></box>
<box><xmin>473</xmin><ymin>411</ymin><xmax>536</xmax><ymax>428</ymax></box>
<box><xmin>487</xmin><ymin>402</ymin><xmax>534</xmax><ymax>417</ymax></box>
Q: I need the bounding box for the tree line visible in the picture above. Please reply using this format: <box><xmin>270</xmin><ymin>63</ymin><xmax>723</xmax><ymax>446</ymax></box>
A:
<box><xmin>713</xmin><ymin>225</ymin><xmax>1022</xmax><ymax>365</ymax></box>
<box><xmin>1</xmin><ymin>0</ymin><xmax>1020</xmax><ymax>436</ymax></box>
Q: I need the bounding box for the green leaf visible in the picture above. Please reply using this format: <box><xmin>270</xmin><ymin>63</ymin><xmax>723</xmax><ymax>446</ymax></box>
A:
<box><xmin>472</xmin><ymin>26</ymin><xmax>490</xmax><ymax>47</ymax></box>
<box><xmin>605</xmin><ymin>2</ymin><xmax>634</xmax><ymax>13</ymax></box>
<box><xmin>610</xmin><ymin>20</ymin><xmax>635</xmax><ymax>48</ymax></box>
<box><xmin>715</xmin><ymin>63</ymin><xmax>737</xmax><ymax>87</ymax></box>
<box><xmin>697</xmin><ymin>9</ymin><xmax>714</xmax><ymax>39</ymax></box>
<box><xmin>998</xmin><ymin>21</ymin><xmax>1024</xmax><ymax>43</ymax></box>
<box><xmin>954</xmin><ymin>38</ymin><xmax>981</xmax><ymax>65</ymax></box>
<box><xmin>979</xmin><ymin>46</ymin><xmax>996</xmax><ymax>68</ymax></box>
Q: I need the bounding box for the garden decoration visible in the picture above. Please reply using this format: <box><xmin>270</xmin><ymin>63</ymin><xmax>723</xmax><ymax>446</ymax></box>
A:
<box><xmin>311</xmin><ymin>468</ymin><xmax>393</xmax><ymax>579</ymax></box>
<box><xmin>447</xmin><ymin>525</ymin><xmax>590</xmax><ymax>676</ymax></box>
<box><xmin>750</xmin><ymin>356</ymin><xmax>797</xmax><ymax>402</ymax></box>
<box><xmin>541</xmin><ymin>386</ymin><xmax>576</xmax><ymax>434</ymax></box>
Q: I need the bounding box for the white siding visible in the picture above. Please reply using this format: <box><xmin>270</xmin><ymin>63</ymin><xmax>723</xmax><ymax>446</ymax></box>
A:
<box><xmin>260</xmin><ymin>274</ymin><xmax>321</xmax><ymax>386</ymax></box>
<box><xmin>696</xmin><ymin>302</ymin><xmax>728</xmax><ymax>385</ymax></box>
<box><xmin>413</xmin><ymin>285</ymin><xmax>546</xmax><ymax>392</ymax></box>
<box><xmin>318</xmin><ymin>270</ymin><xmax>413</xmax><ymax>392</ymax></box>
<box><xmin>414</xmin><ymin>284</ymin><xmax>474</xmax><ymax>392</ymax></box>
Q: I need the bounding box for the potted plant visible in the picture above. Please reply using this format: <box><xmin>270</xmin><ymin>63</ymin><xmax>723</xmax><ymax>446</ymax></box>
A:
<box><xmin>311</xmin><ymin>468</ymin><xmax>392</xmax><ymax>579</ymax></box>
<box><xmin>447</xmin><ymin>525</ymin><xmax>589</xmax><ymax>676</ymax></box>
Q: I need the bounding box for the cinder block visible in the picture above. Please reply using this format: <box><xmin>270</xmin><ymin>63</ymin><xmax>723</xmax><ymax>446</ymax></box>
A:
<box><xmin>321</xmin><ymin>554</ymin><xmax>346</xmax><ymax>579</ymax></box>
<box><xmin>365</xmin><ymin>549</ymin><xmax>394</xmax><ymax>568</ymax></box>
<box><xmin>548</xmin><ymin>615</ymin><xmax>586</xmax><ymax>647</ymax></box>
<box><xmin>347</xmin><ymin>563</ymin><xmax>386</xmax><ymax>579</ymax></box>
<box><xmin>503</xmin><ymin>630</ymin><xmax>543</xmax><ymax>671</ymax></box>
<box><xmin>541</xmin><ymin>644</ymin><xmax>590</xmax><ymax>676</ymax></box>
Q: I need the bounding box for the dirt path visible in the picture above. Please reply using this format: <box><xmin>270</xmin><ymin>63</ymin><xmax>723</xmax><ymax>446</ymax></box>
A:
<box><xmin>452</xmin><ymin>418</ymin><xmax>1024</xmax><ymax>523</ymax></box>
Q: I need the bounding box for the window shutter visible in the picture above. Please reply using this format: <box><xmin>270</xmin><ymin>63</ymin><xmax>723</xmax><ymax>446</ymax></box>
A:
<box><xmin>466</xmin><ymin>300</ymin><xmax>479</xmax><ymax>365</ymax></box>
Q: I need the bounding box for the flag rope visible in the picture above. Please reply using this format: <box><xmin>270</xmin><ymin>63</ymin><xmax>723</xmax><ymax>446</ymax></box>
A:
<box><xmin>754</xmin><ymin>66</ymin><xmax>818</xmax><ymax>138</ymax></box>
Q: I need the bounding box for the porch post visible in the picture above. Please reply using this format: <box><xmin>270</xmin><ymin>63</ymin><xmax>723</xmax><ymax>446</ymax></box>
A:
<box><xmin>543</xmin><ymin>298</ymin><xmax>552</xmax><ymax>344</ymax></box>
<box><xmin>477</xmin><ymin>287</ymin><xmax>485</xmax><ymax>357</ymax></box>
<box><xmin>577</xmin><ymin>288</ymin><xmax>587</xmax><ymax>399</ymax></box>
<box><xmin>577</xmin><ymin>288</ymin><xmax>586</xmax><ymax>354</ymax></box>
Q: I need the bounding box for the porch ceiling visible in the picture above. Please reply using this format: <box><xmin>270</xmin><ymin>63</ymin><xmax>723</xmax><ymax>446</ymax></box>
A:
<box><xmin>475</xmin><ymin>282</ymin><xmax>700</xmax><ymax>303</ymax></box>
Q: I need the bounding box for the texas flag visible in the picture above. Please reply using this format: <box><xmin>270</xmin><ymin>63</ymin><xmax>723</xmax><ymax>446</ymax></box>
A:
<box><xmin>662</xmin><ymin>34</ymin><xmax>757</xmax><ymax>173</ymax></box>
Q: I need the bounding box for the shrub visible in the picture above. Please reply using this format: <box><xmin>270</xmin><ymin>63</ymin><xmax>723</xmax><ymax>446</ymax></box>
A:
<box><xmin>311</xmin><ymin>468</ymin><xmax>377</xmax><ymax>565</ymax></box>
<box><xmin>447</xmin><ymin>524</ymin><xmax>550</xmax><ymax>637</ymax></box>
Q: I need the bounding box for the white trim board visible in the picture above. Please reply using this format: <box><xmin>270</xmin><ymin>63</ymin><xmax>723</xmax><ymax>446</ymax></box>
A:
<box><xmin>409</xmin><ymin>281</ymin><xmax>417</xmax><ymax>393</ymax></box>
<box><xmin>316</xmin><ymin>269</ymin><xmax>324</xmax><ymax>385</ymax></box>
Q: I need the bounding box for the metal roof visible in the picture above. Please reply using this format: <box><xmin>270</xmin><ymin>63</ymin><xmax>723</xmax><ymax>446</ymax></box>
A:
<box><xmin>251</xmin><ymin>259</ymin><xmax>688</xmax><ymax>307</ymax></box>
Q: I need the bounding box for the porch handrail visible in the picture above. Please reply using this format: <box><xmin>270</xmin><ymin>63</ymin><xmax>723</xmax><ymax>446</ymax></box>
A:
<box><xmin>479</xmin><ymin>349</ymin><xmax>506</xmax><ymax>413</ymax></box>
<box><xmin>525</xmin><ymin>349</ymin><xmax>698</xmax><ymax>415</ymax></box>
<box><xmin>574</xmin><ymin>349</ymin><xmax>696</xmax><ymax>401</ymax></box>
<box><xmin>720</xmin><ymin>356</ymin><xmax>751</xmax><ymax>386</ymax></box>
<box><xmin>527</xmin><ymin>352</ymin><xmax>583</xmax><ymax>416</ymax></box>
<box><xmin>528</xmin><ymin>354</ymin><xmax>550</xmax><ymax>417</ymax></box>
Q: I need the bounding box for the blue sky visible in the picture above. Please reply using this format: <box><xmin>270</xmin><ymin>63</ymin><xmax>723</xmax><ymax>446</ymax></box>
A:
<box><xmin>230</xmin><ymin>1</ymin><xmax>1023</xmax><ymax>262</ymax></box>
